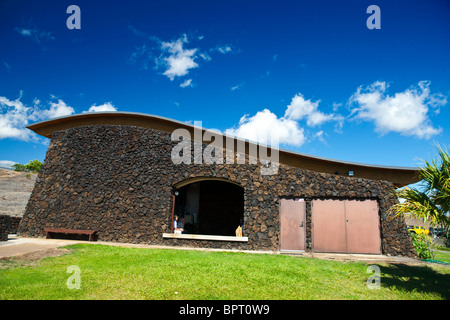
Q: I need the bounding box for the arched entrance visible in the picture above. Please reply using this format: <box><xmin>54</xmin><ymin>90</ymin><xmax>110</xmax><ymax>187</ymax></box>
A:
<box><xmin>173</xmin><ymin>179</ymin><xmax>244</xmax><ymax>236</ymax></box>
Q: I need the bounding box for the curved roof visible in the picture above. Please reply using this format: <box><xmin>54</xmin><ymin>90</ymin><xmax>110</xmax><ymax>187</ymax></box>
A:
<box><xmin>27</xmin><ymin>112</ymin><xmax>419</xmax><ymax>187</ymax></box>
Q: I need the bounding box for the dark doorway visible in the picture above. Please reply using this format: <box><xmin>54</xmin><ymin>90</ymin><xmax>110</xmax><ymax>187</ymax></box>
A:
<box><xmin>174</xmin><ymin>180</ymin><xmax>244</xmax><ymax>236</ymax></box>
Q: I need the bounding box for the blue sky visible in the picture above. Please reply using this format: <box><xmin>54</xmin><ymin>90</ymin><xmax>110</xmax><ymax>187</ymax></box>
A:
<box><xmin>1</xmin><ymin>0</ymin><xmax>450</xmax><ymax>171</ymax></box>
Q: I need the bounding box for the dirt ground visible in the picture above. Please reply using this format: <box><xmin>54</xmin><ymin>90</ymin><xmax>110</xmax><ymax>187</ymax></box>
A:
<box><xmin>0</xmin><ymin>169</ymin><xmax>37</xmax><ymax>218</ymax></box>
<box><xmin>0</xmin><ymin>247</ymin><xmax>71</xmax><ymax>269</ymax></box>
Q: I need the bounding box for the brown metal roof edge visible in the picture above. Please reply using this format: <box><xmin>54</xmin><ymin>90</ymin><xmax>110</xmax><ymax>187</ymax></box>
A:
<box><xmin>27</xmin><ymin>112</ymin><xmax>420</xmax><ymax>186</ymax></box>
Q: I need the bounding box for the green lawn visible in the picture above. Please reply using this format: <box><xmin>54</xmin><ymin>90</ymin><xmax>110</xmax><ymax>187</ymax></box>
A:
<box><xmin>1</xmin><ymin>244</ymin><xmax>449</xmax><ymax>300</ymax></box>
<box><xmin>434</xmin><ymin>250</ymin><xmax>450</xmax><ymax>264</ymax></box>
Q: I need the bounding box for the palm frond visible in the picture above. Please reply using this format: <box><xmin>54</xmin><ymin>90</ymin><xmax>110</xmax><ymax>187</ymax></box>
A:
<box><xmin>389</xmin><ymin>144</ymin><xmax>450</xmax><ymax>229</ymax></box>
<box><xmin>390</xmin><ymin>187</ymin><xmax>448</xmax><ymax>227</ymax></box>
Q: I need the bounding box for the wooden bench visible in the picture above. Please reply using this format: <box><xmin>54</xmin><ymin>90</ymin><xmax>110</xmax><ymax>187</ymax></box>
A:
<box><xmin>44</xmin><ymin>228</ymin><xmax>96</xmax><ymax>241</ymax></box>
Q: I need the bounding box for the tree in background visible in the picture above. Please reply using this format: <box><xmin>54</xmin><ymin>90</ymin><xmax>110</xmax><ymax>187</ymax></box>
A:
<box><xmin>12</xmin><ymin>159</ymin><xmax>43</xmax><ymax>173</ymax></box>
<box><xmin>389</xmin><ymin>144</ymin><xmax>450</xmax><ymax>231</ymax></box>
<box><xmin>11</xmin><ymin>163</ymin><xmax>27</xmax><ymax>172</ymax></box>
<box><xmin>25</xmin><ymin>159</ymin><xmax>42</xmax><ymax>173</ymax></box>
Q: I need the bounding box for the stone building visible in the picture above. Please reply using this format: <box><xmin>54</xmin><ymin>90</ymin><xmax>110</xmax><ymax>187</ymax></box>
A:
<box><xmin>19</xmin><ymin>112</ymin><xmax>419</xmax><ymax>256</ymax></box>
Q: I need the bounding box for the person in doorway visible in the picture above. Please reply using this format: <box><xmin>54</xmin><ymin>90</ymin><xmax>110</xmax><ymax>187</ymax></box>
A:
<box><xmin>173</xmin><ymin>215</ymin><xmax>184</xmax><ymax>234</ymax></box>
<box><xmin>178</xmin><ymin>218</ymin><xmax>186</xmax><ymax>234</ymax></box>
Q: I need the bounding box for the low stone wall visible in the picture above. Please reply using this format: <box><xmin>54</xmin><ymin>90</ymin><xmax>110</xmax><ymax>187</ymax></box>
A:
<box><xmin>0</xmin><ymin>215</ymin><xmax>15</xmax><ymax>241</ymax></box>
<box><xmin>7</xmin><ymin>216</ymin><xmax>21</xmax><ymax>234</ymax></box>
<box><xmin>18</xmin><ymin>125</ymin><xmax>416</xmax><ymax>257</ymax></box>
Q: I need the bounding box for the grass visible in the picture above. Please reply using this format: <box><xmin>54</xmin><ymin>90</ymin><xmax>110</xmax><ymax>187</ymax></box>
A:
<box><xmin>433</xmin><ymin>250</ymin><xmax>450</xmax><ymax>264</ymax></box>
<box><xmin>0</xmin><ymin>244</ymin><xmax>449</xmax><ymax>300</ymax></box>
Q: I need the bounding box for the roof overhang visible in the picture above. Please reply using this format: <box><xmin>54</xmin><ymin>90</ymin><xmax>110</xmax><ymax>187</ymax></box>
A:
<box><xmin>27</xmin><ymin>112</ymin><xmax>420</xmax><ymax>187</ymax></box>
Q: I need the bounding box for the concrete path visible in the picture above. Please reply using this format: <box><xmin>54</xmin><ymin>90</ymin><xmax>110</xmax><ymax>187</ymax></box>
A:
<box><xmin>300</xmin><ymin>252</ymin><xmax>421</xmax><ymax>264</ymax></box>
<box><xmin>0</xmin><ymin>235</ymin><xmax>84</xmax><ymax>258</ymax></box>
<box><xmin>0</xmin><ymin>235</ymin><xmax>423</xmax><ymax>265</ymax></box>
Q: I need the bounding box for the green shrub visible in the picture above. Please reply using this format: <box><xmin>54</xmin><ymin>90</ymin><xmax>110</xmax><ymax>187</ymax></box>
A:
<box><xmin>411</xmin><ymin>233</ymin><xmax>437</xmax><ymax>259</ymax></box>
<box><xmin>12</xmin><ymin>163</ymin><xmax>28</xmax><ymax>172</ymax></box>
<box><xmin>25</xmin><ymin>159</ymin><xmax>42</xmax><ymax>173</ymax></box>
<box><xmin>12</xmin><ymin>160</ymin><xmax>42</xmax><ymax>173</ymax></box>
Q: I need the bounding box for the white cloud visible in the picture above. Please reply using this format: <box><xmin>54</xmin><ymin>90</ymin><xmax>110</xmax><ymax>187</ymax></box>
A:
<box><xmin>285</xmin><ymin>93</ymin><xmax>343</xmax><ymax>127</ymax></box>
<box><xmin>180</xmin><ymin>79</ymin><xmax>193</xmax><ymax>88</ymax></box>
<box><xmin>128</xmin><ymin>28</ymin><xmax>237</xmax><ymax>85</ymax></box>
<box><xmin>199</xmin><ymin>52</ymin><xmax>211</xmax><ymax>61</ymax></box>
<box><xmin>225</xmin><ymin>109</ymin><xmax>306</xmax><ymax>147</ymax></box>
<box><xmin>231</xmin><ymin>83</ymin><xmax>244</xmax><ymax>91</ymax></box>
<box><xmin>85</xmin><ymin>102</ymin><xmax>117</xmax><ymax>113</ymax></box>
<box><xmin>0</xmin><ymin>160</ymin><xmax>17</xmax><ymax>169</ymax></box>
<box><xmin>284</xmin><ymin>94</ymin><xmax>318</xmax><ymax>121</ymax></box>
<box><xmin>0</xmin><ymin>94</ymin><xmax>118</xmax><ymax>142</ymax></box>
<box><xmin>349</xmin><ymin>81</ymin><xmax>446</xmax><ymax>139</ymax></box>
<box><xmin>313</xmin><ymin>130</ymin><xmax>328</xmax><ymax>144</ymax></box>
<box><xmin>17</xmin><ymin>28</ymin><xmax>32</xmax><ymax>36</ymax></box>
<box><xmin>226</xmin><ymin>91</ymin><xmax>347</xmax><ymax>148</ymax></box>
<box><xmin>15</xmin><ymin>26</ymin><xmax>54</xmax><ymax>44</ymax></box>
<box><xmin>0</xmin><ymin>94</ymin><xmax>37</xmax><ymax>141</ymax></box>
<box><xmin>3</xmin><ymin>60</ymin><xmax>12</xmax><ymax>71</ymax></box>
<box><xmin>217</xmin><ymin>45</ymin><xmax>232</xmax><ymax>54</ymax></box>
<box><xmin>332</xmin><ymin>102</ymin><xmax>342</xmax><ymax>111</ymax></box>
<box><xmin>160</xmin><ymin>35</ymin><xmax>199</xmax><ymax>80</ymax></box>
<box><xmin>128</xmin><ymin>25</ymin><xmax>149</xmax><ymax>40</ymax></box>
<box><xmin>128</xmin><ymin>44</ymin><xmax>153</xmax><ymax>71</ymax></box>
<box><xmin>210</xmin><ymin>44</ymin><xmax>235</xmax><ymax>55</ymax></box>
<box><xmin>39</xmin><ymin>99</ymin><xmax>75</xmax><ymax>119</ymax></box>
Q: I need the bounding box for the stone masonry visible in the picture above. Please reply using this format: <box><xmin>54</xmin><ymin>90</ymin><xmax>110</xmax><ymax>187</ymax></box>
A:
<box><xmin>18</xmin><ymin>125</ymin><xmax>416</xmax><ymax>257</ymax></box>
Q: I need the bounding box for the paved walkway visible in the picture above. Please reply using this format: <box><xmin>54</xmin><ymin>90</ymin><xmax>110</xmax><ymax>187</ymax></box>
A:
<box><xmin>0</xmin><ymin>235</ymin><xmax>423</xmax><ymax>265</ymax></box>
<box><xmin>0</xmin><ymin>236</ymin><xmax>82</xmax><ymax>258</ymax></box>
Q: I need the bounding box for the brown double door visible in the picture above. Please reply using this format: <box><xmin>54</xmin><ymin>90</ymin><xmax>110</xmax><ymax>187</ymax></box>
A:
<box><xmin>279</xmin><ymin>198</ymin><xmax>306</xmax><ymax>252</ymax></box>
<box><xmin>311</xmin><ymin>199</ymin><xmax>381</xmax><ymax>254</ymax></box>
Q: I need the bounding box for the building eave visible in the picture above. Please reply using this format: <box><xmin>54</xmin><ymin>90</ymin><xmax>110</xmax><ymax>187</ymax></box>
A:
<box><xmin>27</xmin><ymin>112</ymin><xmax>420</xmax><ymax>187</ymax></box>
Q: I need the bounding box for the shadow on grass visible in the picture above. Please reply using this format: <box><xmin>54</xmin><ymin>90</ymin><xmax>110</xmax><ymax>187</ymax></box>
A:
<box><xmin>381</xmin><ymin>263</ymin><xmax>450</xmax><ymax>299</ymax></box>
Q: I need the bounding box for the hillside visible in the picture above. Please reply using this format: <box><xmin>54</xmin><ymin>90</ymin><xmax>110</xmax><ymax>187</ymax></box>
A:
<box><xmin>0</xmin><ymin>169</ymin><xmax>37</xmax><ymax>217</ymax></box>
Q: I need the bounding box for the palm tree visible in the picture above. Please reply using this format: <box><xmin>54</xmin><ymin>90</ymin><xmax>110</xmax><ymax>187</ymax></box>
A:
<box><xmin>389</xmin><ymin>144</ymin><xmax>450</xmax><ymax>230</ymax></box>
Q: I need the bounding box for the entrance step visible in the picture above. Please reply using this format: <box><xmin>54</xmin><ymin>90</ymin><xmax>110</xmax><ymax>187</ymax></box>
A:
<box><xmin>280</xmin><ymin>250</ymin><xmax>306</xmax><ymax>256</ymax></box>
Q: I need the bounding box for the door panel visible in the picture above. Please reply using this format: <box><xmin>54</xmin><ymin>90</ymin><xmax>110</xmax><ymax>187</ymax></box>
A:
<box><xmin>345</xmin><ymin>200</ymin><xmax>381</xmax><ymax>254</ymax></box>
<box><xmin>279</xmin><ymin>199</ymin><xmax>306</xmax><ymax>251</ymax></box>
<box><xmin>312</xmin><ymin>199</ymin><xmax>381</xmax><ymax>254</ymax></box>
<box><xmin>312</xmin><ymin>199</ymin><xmax>347</xmax><ymax>253</ymax></box>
